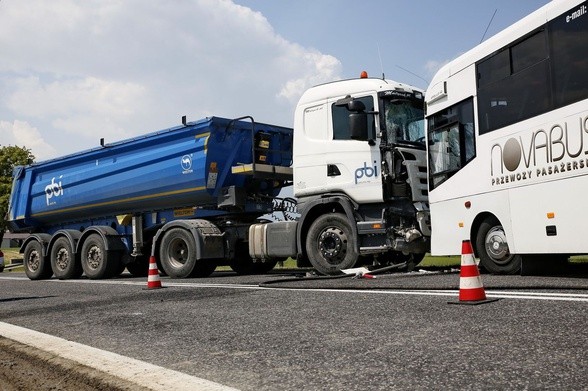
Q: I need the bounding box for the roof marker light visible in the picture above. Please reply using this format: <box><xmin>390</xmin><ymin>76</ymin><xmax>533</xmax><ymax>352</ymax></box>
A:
<box><xmin>360</xmin><ymin>71</ymin><xmax>368</xmax><ymax>79</ymax></box>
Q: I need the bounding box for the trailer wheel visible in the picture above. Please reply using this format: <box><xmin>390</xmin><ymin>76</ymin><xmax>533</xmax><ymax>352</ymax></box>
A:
<box><xmin>50</xmin><ymin>237</ymin><xmax>82</xmax><ymax>280</ymax></box>
<box><xmin>306</xmin><ymin>213</ymin><xmax>358</xmax><ymax>275</ymax></box>
<box><xmin>81</xmin><ymin>234</ymin><xmax>120</xmax><ymax>279</ymax></box>
<box><xmin>230</xmin><ymin>242</ymin><xmax>277</xmax><ymax>275</ymax></box>
<box><xmin>23</xmin><ymin>240</ymin><xmax>53</xmax><ymax>280</ymax></box>
<box><xmin>159</xmin><ymin>228</ymin><xmax>216</xmax><ymax>278</ymax></box>
<box><xmin>475</xmin><ymin>216</ymin><xmax>521</xmax><ymax>275</ymax></box>
<box><xmin>126</xmin><ymin>256</ymin><xmax>149</xmax><ymax>277</ymax></box>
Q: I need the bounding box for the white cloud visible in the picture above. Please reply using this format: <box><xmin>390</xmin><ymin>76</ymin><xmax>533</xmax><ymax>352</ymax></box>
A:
<box><xmin>0</xmin><ymin>0</ymin><xmax>342</xmax><ymax>159</ymax></box>
<box><xmin>277</xmin><ymin>48</ymin><xmax>342</xmax><ymax>103</ymax></box>
<box><xmin>0</xmin><ymin>120</ymin><xmax>56</xmax><ymax>160</ymax></box>
<box><xmin>6</xmin><ymin>76</ymin><xmax>147</xmax><ymax>140</ymax></box>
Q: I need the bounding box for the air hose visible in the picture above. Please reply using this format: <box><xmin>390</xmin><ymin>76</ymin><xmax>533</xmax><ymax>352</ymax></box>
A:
<box><xmin>258</xmin><ymin>262</ymin><xmax>408</xmax><ymax>288</ymax></box>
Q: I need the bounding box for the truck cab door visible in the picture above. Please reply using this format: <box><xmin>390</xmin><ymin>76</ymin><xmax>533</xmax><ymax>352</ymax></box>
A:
<box><xmin>325</xmin><ymin>94</ymin><xmax>383</xmax><ymax>203</ymax></box>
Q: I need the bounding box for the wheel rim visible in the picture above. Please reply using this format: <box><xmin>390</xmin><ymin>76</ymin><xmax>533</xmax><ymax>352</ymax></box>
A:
<box><xmin>55</xmin><ymin>248</ymin><xmax>69</xmax><ymax>271</ymax></box>
<box><xmin>86</xmin><ymin>245</ymin><xmax>103</xmax><ymax>270</ymax></box>
<box><xmin>484</xmin><ymin>226</ymin><xmax>514</xmax><ymax>265</ymax></box>
<box><xmin>318</xmin><ymin>227</ymin><xmax>348</xmax><ymax>265</ymax></box>
<box><xmin>168</xmin><ymin>237</ymin><xmax>189</xmax><ymax>268</ymax></box>
<box><xmin>27</xmin><ymin>249</ymin><xmax>40</xmax><ymax>272</ymax></box>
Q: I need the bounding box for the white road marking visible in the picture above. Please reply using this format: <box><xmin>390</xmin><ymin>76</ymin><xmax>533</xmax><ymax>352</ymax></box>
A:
<box><xmin>0</xmin><ymin>321</ymin><xmax>240</xmax><ymax>391</ymax></box>
<box><xmin>1</xmin><ymin>275</ymin><xmax>587</xmax><ymax>302</ymax></box>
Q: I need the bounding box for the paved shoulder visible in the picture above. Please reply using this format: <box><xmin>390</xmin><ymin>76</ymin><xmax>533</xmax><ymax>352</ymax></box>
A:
<box><xmin>0</xmin><ymin>321</ymin><xmax>240</xmax><ymax>391</ymax></box>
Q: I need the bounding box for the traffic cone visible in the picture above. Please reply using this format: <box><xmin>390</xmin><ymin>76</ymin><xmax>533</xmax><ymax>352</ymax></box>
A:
<box><xmin>146</xmin><ymin>256</ymin><xmax>163</xmax><ymax>289</ymax></box>
<box><xmin>449</xmin><ymin>240</ymin><xmax>498</xmax><ymax>305</ymax></box>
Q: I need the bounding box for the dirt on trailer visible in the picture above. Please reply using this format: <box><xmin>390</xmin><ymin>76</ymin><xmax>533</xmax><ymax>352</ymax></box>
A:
<box><xmin>0</xmin><ymin>337</ymin><xmax>150</xmax><ymax>391</ymax></box>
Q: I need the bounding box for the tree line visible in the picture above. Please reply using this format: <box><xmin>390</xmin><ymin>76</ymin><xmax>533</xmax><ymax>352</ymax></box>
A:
<box><xmin>0</xmin><ymin>146</ymin><xmax>35</xmax><ymax>243</ymax></box>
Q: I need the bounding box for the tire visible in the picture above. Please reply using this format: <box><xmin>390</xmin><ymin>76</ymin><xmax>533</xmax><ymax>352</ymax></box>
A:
<box><xmin>229</xmin><ymin>242</ymin><xmax>277</xmax><ymax>275</ymax></box>
<box><xmin>475</xmin><ymin>217</ymin><xmax>521</xmax><ymax>275</ymax></box>
<box><xmin>251</xmin><ymin>259</ymin><xmax>278</xmax><ymax>274</ymax></box>
<box><xmin>230</xmin><ymin>258</ymin><xmax>278</xmax><ymax>275</ymax></box>
<box><xmin>126</xmin><ymin>255</ymin><xmax>149</xmax><ymax>277</ymax></box>
<box><xmin>23</xmin><ymin>240</ymin><xmax>53</xmax><ymax>280</ymax></box>
<box><xmin>159</xmin><ymin>228</ymin><xmax>215</xmax><ymax>278</ymax></box>
<box><xmin>81</xmin><ymin>234</ymin><xmax>121</xmax><ymax>279</ymax></box>
<box><xmin>378</xmin><ymin>251</ymin><xmax>426</xmax><ymax>272</ymax></box>
<box><xmin>305</xmin><ymin>213</ymin><xmax>359</xmax><ymax>275</ymax></box>
<box><xmin>50</xmin><ymin>237</ymin><xmax>82</xmax><ymax>280</ymax></box>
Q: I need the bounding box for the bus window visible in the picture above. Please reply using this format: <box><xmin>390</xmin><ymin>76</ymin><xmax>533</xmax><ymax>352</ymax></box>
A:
<box><xmin>551</xmin><ymin>3</ymin><xmax>588</xmax><ymax>107</ymax></box>
<box><xmin>427</xmin><ymin>98</ymin><xmax>475</xmax><ymax>189</ymax></box>
<box><xmin>477</xmin><ymin>29</ymin><xmax>550</xmax><ymax>134</ymax></box>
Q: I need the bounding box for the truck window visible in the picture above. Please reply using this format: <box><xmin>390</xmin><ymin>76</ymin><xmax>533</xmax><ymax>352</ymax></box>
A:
<box><xmin>331</xmin><ymin>95</ymin><xmax>375</xmax><ymax>140</ymax></box>
<box><xmin>381</xmin><ymin>97</ymin><xmax>425</xmax><ymax>145</ymax></box>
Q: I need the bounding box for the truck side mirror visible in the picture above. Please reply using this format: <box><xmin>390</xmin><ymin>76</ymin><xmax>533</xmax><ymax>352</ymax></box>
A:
<box><xmin>334</xmin><ymin>97</ymin><xmax>371</xmax><ymax>142</ymax></box>
<box><xmin>350</xmin><ymin>112</ymin><xmax>368</xmax><ymax>141</ymax></box>
<box><xmin>347</xmin><ymin>101</ymin><xmax>368</xmax><ymax>141</ymax></box>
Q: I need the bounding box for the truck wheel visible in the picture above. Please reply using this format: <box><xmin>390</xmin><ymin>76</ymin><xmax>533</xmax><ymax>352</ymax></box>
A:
<box><xmin>159</xmin><ymin>228</ymin><xmax>216</xmax><ymax>278</ymax></box>
<box><xmin>24</xmin><ymin>240</ymin><xmax>53</xmax><ymax>280</ymax></box>
<box><xmin>81</xmin><ymin>234</ymin><xmax>120</xmax><ymax>279</ymax></box>
<box><xmin>126</xmin><ymin>256</ymin><xmax>149</xmax><ymax>277</ymax></box>
<box><xmin>475</xmin><ymin>216</ymin><xmax>521</xmax><ymax>275</ymax></box>
<box><xmin>50</xmin><ymin>237</ymin><xmax>82</xmax><ymax>280</ymax></box>
<box><xmin>306</xmin><ymin>213</ymin><xmax>358</xmax><ymax>275</ymax></box>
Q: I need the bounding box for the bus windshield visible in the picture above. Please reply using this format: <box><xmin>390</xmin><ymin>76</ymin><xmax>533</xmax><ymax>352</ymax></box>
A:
<box><xmin>382</xmin><ymin>98</ymin><xmax>425</xmax><ymax>145</ymax></box>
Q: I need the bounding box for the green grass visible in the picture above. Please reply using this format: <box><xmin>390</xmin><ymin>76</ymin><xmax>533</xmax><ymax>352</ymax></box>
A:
<box><xmin>1</xmin><ymin>248</ymin><xmax>21</xmax><ymax>263</ymax></box>
<box><xmin>1</xmin><ymin>247</ymin><xmax>24</xmax><ymax>272</ymax></box>
<box><xmin>418</xmin><ymin>254</ymin><xmax>461</xmax><ymax>268</ymax></box>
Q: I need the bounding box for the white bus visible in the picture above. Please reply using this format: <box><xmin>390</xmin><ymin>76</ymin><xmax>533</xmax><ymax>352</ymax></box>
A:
<box><xmin>425</xmin><ymin>0</ymin><xmax>588</xmax><ymax>274</ymax></box>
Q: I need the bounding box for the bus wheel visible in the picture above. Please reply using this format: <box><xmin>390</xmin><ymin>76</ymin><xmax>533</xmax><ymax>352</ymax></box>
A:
<box><xmin>475</xmin><ymin>217</ymin><xmax>521</xmax><ymax>275</ymax></box>
<box><xmin>306</xmin><ymin>213</ymin><xmax>358</xmax><ymax>275</ymax></box>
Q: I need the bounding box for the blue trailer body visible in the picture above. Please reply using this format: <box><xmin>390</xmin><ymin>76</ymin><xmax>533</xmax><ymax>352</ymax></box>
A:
<box><xmin>8</xmin><ymin>116</ymin><xmax>293</xmax><ymax>232</ymax></box>
<box><xmin>8</xmin><ymin>116</ymin><xmax>293</xmax><ymax>280</ymax></box>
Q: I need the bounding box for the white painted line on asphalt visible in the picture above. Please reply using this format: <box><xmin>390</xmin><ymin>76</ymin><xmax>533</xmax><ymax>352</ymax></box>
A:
<box><xmin>0</xmin><ymin>321</ymin><xmax>240</xmax><ymax>391</ymax></box>
<box><xmin>2</xmin><ymin>275</ymin><xmax>587</xmax><ymax>302</ymax></box>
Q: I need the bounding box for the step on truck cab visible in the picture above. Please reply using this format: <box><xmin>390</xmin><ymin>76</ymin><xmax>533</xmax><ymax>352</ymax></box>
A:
<box><xmin>250</xmin><ymin>74</ymin><xmax>431</xmax><ymax>274</ymax></box>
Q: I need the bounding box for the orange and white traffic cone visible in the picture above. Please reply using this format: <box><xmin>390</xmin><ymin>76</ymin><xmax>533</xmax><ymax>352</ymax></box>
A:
<box><xmin>146</xmin><ymin>256</ymin><xmax>163</xmax><ymax>289</ymax></box>
<box><xmin>449</xmin><ymin>240</ymin><xmax>498</xmax><ymax>305</ymax></box>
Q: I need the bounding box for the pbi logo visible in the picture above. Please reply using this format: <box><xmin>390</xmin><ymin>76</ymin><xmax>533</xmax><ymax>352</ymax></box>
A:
<box><xmin>354</xmin><ymin>161</ymin><xmax>378</xmax><ymax>184</ymax></box>
<box><xmin>181</xmin><ymin>154</ymin><xmax>193</xmax><ymax>174</ymax></box>
<box><xmin>45</xmin><ymin>176</ymin><xmax>64</xmax><ymax>206</ymax></box>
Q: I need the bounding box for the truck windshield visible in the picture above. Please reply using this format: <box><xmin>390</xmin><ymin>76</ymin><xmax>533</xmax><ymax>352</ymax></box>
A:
<box><xmin>382</xmin><ymin>98</ymin><xmax>425</xmax><ymax>145</ymax></box>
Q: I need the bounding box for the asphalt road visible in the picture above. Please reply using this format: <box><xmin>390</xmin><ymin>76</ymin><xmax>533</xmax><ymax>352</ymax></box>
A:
<box><xmin>1</xmin><ymin>269</ymin><xmax>587</xmax><ymax>390</ymax></box>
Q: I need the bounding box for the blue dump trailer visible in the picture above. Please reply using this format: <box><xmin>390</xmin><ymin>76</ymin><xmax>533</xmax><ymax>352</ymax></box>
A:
<box><xmin>8</xmin><ymin>116</ymin><xmax>293</xmax><ymax>280</ymax></box>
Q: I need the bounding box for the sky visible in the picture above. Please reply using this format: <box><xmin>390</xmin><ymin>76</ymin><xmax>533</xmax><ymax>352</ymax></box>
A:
<box><xmin>0</xmin><ymin>0</ymin><xmax>549</xmax><ymax>161</ymax></box>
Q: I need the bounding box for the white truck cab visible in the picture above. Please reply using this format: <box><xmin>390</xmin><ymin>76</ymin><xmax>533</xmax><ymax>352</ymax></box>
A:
<box><xmin>251</xmin><ymin>74</ymin><xmax>430</xmax><ymax>275</ymax></box>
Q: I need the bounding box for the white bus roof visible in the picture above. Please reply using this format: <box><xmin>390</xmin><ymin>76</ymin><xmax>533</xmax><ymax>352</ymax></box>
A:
<box><xmin>426</xmin><ymin>0</ymin><xmax>584</xmax><ymax>104</ymax></box>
